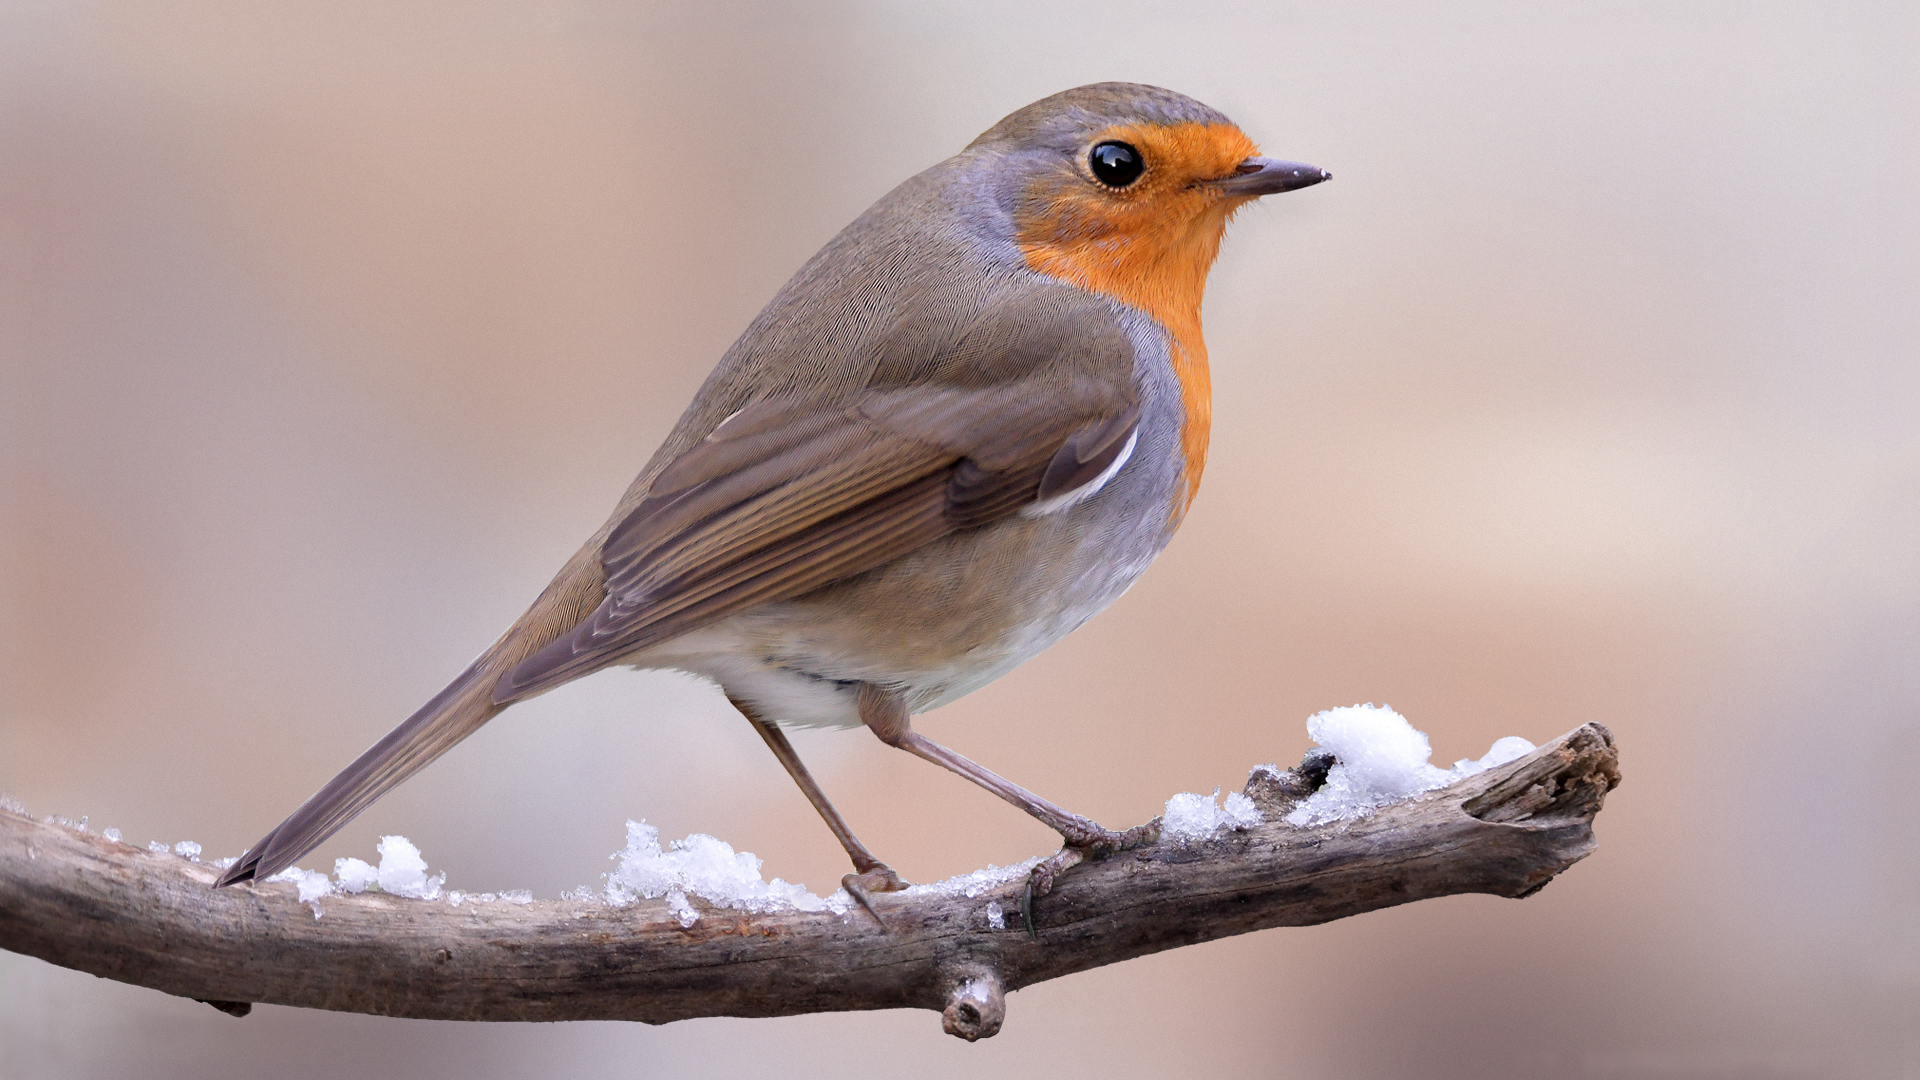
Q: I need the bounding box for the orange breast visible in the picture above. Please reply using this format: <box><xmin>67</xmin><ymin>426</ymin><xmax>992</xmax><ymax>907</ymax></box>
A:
<box><xmin>1012</xmin><ymin>121</ymin><xmax>1257</xmax><ymax>521</ymax></box>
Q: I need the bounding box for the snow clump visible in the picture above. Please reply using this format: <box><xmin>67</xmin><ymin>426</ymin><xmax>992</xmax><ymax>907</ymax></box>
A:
<box><xmin>602</xmin><ymin>820</ymin><xmax>853</xmax><ymax>927</ymax></box>
<box><xmin>1162</xmin><ymin>787</ymin><xmax>1263</xmax><ymax>842</ymax></box>
<box><xmin>900</xmin><ymin>858</ymin><xmax>1043</xmax><ymax>900</ymax></box>
<box><xmin>265</xmin><ymin>834</ymin><xmax>454</xmax><ymax>918</ymax></box>
<box><xmin>373</xmin><ymin>836</ymin><xmax>444</xmax><ymax>899</ymax></box>
<box><xmin>264</xmin><ymin>866</ymin><xmax>336</xmax><ymax>919</ymax></box>
<box><xmin>333</xmin><ymin>857</ymin><xmax>378</xmax><ymax>894</ymax></box>
<box><xmin>1284</xmin><ymin>704</ymin><xmax>1535</xmax><ymax>826</ymax></box>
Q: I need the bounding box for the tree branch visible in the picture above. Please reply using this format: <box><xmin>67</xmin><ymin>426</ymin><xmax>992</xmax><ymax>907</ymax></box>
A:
<box><xmin>0</xmin><ymin>724</ymin><xmax>1618</xmax><ymax>1040</ymax></box>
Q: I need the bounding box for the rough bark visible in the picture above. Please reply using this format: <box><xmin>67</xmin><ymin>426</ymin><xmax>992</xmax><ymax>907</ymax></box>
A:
<box><xmin>0</xmin><ymin>723</ymin><xmax>1618</xmax><ymax>1039</ymax></box>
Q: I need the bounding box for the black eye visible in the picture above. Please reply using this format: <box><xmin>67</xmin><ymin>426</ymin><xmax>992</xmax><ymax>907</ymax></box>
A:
<box><xmin>1089</xmin><ymin>141</ymin><xmax>1144</xmax><ymax>187</ymax></box>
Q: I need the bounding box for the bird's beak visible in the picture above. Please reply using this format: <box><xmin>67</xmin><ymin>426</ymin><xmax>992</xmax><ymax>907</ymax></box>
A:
<box><xmin>1211</xmin><ymin>157</ymin><xmax>1331</xmax><ymax>197</ymax></box>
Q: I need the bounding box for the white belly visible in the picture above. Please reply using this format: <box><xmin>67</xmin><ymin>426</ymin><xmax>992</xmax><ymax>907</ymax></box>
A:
<box><xmin>630</xmin><ymin>529</ymin><xmax>1161</xmax><ymax>729</ymax></box>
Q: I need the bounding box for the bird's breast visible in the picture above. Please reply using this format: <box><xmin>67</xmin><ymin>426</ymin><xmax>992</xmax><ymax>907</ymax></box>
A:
<box><xmin>1015</xmin><ymin>237</ymin><xmax>1218</xmax><ymax>523</ymax></box>
<box><xmin>637</xmin><ymin>388</ymin><xmax>1190</xmax><ymax>725</ymax></box>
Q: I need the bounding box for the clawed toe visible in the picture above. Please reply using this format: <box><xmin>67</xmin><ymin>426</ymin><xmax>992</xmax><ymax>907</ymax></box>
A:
<box><xmin>842</xmin><ymin>865</ymin><xmax>911</xmax><ymax>927</ymax></box>
<box><xmin>1021</xmin><ymin>817</ymin><xmax>1162</xmax><ymax>939</ymax></box>
<box><xmin>1058</xmin><ymin>818</ymin><xmax>1160</xmax><ymax>856</ymax></box>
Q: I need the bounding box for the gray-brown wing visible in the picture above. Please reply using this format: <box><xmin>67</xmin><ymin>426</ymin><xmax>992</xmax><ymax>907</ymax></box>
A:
<box><xmin>494</xmin><ymin>384</ymin><xmax>1139</xmax><ymax>701</ymax></box>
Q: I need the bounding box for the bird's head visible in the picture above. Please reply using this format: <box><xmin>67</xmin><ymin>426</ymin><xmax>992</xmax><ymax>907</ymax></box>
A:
<box><xmin>965</xmin><ymin>82</ymin><xmax>1328</xmax><ymax>315</ymax></box>
<box><xmin>960</xmin><ymin>83</ymin><xmax>1328</xmax><ymax>515</ymax></box>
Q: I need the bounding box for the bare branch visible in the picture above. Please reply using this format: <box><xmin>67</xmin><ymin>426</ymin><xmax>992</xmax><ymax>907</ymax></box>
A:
<box><xmin>0</xmin><ymin>724</ymin><xmax>1618</xmax><ymax>1039</ymax></box>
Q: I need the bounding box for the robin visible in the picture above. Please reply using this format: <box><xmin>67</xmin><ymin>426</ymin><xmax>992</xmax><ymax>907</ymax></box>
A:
<box><xmin>215</xmin><ymin>82</ymin><xmax>1328</xmax><ymax>916</ymax></box>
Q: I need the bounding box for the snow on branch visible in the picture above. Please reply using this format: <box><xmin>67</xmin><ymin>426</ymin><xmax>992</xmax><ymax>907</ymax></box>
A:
<box><xmin>0</xmin><ymin>723</ymin><xmax>1618</xmax><ymax>1041</ymax></box>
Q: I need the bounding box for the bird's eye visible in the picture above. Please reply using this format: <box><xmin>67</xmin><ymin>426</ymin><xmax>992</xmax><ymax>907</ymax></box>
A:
<box><xmin>1089</xmin><ymin>141</ymin><xmax>1144</xmax><ymax>187</ymax></box>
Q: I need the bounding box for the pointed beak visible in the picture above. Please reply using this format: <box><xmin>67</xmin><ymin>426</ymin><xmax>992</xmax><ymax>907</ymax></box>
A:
<box><xmin>1211</xmin><ymin>157</ymin><xmax>1331</xmax><ymax>197</ymax></box>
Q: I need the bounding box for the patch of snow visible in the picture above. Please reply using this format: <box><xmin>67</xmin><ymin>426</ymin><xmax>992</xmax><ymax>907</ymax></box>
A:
<box><xmin>601</xmin><ymin>820</ymin><xmax>851</xmax><ymax>925</ymax></box>
<box><xmin>1284</xmin><ymin>704</ymin><xmax>1537</xmax><ymax>826</ymax></box>
<box><xmin>263</xmin><ymin>836</ymin><xmax>482</xmax><ymax>914</ymax></box>
<box><xmin>147</xmin><ymin>841</ymin><xmax>169</xmax><ymax>854</ymax></box>
<box><xmin>333</xmin><ymin>857</ymin><xmax>378</xmax><ymax>894</ymax></box>
<box><xmin>901</xmin><ymin>858</ymin><xmax>1043</xmax><ymax>900</ymax></box>
<box><xmin>666</xmin><ymin>889</ymin><xmax>697</xmax><ymax>928</ymax></box>
<box><xmin>1162</xmin><ymin>788</ymin><xmax>1263</xmax><ymax>842</ymax></box>
<box><xmin>374</xmin><ymin>836</ymin><xmax>444</xmax><ymax>899</ymax></box>
<box><xmin>102</xmin><ymin>828</ymin><xmax>122</xmax><ymax>844</ymax></box>
<box><xmin>265</xmin><ymin>866</ymin><xmax>334</xmax><ymax>919</ymax></box>
<box><xmin>173</xmin><ymin>841</ymin><xmax>201</xmax><ymax>861</ymax></box>
<box><xmin>985</xmin><ymin>901</ymin><xmax>1006</xmax><ymax>930</ymax></box>
<box><xmin>1454</xmin><ymin>736</ymin><xmax>1538</xmax><ymax>776</ymax></box>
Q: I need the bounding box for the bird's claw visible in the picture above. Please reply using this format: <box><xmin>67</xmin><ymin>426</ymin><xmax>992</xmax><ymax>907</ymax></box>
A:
<box><xmin>1021</xmin><ymin>817</ymin><xmax>1161</xmax><ymax>940</ymax></box>
<box><xmin>842</xmin><ymin>865</ymin><xmax>911</xmax><ymax>928</ymax></box>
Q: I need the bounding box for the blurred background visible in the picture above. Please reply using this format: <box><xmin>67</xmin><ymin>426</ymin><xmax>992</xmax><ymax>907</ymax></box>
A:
<box><xmin>3</xmin><ymin>2</ymin><xmax>1915</xmax><ymax>1077</ymax></box>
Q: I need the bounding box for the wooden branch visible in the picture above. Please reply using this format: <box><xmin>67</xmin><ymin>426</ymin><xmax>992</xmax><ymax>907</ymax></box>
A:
<box><xmin>0</xmin><ymin>724</ymin><xmax>1618</xmax><ymax>1040</ymax></box>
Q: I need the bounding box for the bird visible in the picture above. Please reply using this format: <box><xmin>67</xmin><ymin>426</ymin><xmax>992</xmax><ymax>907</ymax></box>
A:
<box><xmin>215</xmin><ymin>82</ymin><xmax>1329</xmax><ymax>917</ymax></box>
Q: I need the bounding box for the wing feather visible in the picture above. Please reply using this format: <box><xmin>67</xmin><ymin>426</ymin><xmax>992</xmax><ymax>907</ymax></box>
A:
<box><xmin>495</xmin><ymin>384</ymin><xmax>1142</xmax><ymax>701</ymax></box>
<box><xmin>499</xmin><ymin>370</ymin><xmax>1141</xmax><ymax>701</ymax></box>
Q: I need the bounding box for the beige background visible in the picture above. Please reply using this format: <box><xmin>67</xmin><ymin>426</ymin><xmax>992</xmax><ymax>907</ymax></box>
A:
<box><xmin>3</xmin><ymin>3</ymin><xmax>1915</xmax><ymax>1077</ymax></box>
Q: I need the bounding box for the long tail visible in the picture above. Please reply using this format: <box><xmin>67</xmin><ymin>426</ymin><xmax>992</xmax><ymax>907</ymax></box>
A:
<box><xmin>214</xmin><ymin>660</ymin><xmax>506</xmax><ymax>887</ymax></box>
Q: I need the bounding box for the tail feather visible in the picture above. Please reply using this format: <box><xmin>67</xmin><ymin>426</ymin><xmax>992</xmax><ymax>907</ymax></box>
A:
<box><xmin>214</xmin><ymin>662</ymin><xmax>504</xmax><ymax>887</ymax></box>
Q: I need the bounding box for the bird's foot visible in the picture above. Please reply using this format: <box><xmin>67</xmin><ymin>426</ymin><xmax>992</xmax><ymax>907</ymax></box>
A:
<box><xmin>1021</xmin><ymin>817</ymin><xmax>1161</xmax><ymax>939</ymax></box>
<box><xmin>842</xmin><ymin>864</ymin><xmax>911</xmax><ymax>927</ymax></box>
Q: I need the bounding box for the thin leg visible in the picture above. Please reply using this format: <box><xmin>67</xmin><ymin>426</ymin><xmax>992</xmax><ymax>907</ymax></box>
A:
<box><xmin>729</xmin><ymin>696</ymin><xmax>908</xmax><ymax>923</ymax></box>
<box><xmin>855</xmin><ymin>684</ymin><xmax>1159</xmax><ymax>929</ymax></box>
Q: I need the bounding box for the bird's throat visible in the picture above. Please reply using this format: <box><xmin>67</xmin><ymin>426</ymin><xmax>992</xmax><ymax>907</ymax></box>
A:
<box><xmin>1017</xmin><ymin>209</ymin><xmax>1228</xmax><ymax>520</ymax></box>
<box><xmin>1011</xmin><ymin>120</ymin><xmax>1255</xmax><ymax>519</ymax></box>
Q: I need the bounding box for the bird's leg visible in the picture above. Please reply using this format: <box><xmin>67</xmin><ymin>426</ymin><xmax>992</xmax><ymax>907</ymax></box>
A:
<box><xmin>855</xmin><ymin>684</ymin><xmax>1159</xmax><ymax>932</ymax></box>
<box><xmin>729</xmin><ymin>697</ymin><xmax>909</xmax><ymax>924</ymax></box>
